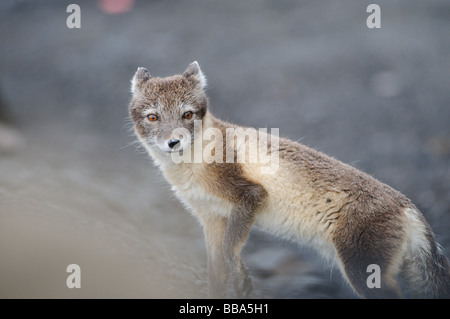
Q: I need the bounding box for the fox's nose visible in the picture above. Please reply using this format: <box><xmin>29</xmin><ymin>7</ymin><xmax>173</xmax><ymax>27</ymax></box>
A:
<box><xmin>168</xmin><ymin>139</ymin><xmax>180</xmax><ymax>149</ymax></box>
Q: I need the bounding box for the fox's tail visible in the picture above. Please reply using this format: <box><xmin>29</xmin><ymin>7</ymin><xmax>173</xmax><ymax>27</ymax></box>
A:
<box><xmin>402</xmin><ymin>208</ymin><xmax>450</xmax><ymax>298</ymax></box>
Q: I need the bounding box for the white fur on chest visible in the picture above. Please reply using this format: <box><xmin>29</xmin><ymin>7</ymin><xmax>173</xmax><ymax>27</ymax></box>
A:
<box><xmin>146</xmin><ymin>146</ymin><xmax>233</xmax><ymax>219</ymax></box>
<box><xmin>163</xmin><ymin>163</ymin><xmax>233</xmax><ymax>219</ymax></box>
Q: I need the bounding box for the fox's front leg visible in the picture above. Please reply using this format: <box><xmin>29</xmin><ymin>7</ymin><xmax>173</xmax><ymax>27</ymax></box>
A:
<box><xmin>201</xmin><ymin>214</ymin><xmax>229</xmax><ymax>298</ymax></box>
<box><xmin>202</xmin><ymin>204</ymin><xmax>257</xmax><ymax>298</ymax></box>
<box><xmin>223</xmin><ymin>205</ymin><xmax>255</xmax><ymax>298</ymax></box>
<box><xmin>223</xmin><ymin>184</ymin><xmax>267</xmax><ymax>298</ymax></box>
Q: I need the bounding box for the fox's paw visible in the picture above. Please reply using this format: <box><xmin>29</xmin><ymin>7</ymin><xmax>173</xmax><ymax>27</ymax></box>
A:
<box><xmin>208</xmin><ymin>284</ymin><xmax>227</xmax><ymax>299</ymax></box>
<box><xmin>232</xmin><ymin>269</ymin><xmax>253</xmax><ymax>299</ymax></box>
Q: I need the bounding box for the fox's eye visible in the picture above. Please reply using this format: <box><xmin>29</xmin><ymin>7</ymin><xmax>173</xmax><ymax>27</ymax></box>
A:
<box><xmin>147</xmin><ymin>114</ymin><xmax>158</xmax><ymax>121</ymax></box>
<box><xmin>183</xmin><ymin>111</ymin><xmax>193</xmax><ymax>119</ymax></box>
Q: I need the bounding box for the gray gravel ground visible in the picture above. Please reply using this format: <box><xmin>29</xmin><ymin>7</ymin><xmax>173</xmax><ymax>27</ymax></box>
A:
<box><xmin>0</xmin><ymin>0</ymin><xmax>449</xmax><ymax>298</ymax></box>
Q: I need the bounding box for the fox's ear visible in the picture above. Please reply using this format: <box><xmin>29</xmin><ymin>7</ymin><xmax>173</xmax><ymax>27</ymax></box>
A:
<box><xmin>183</xmin><ymin>61</ymin><xmax>207</xmax><ymax>89</ymax></box>
<box><xmin>131</xmin><ymin>67</ymin><xmax>150</xmax><ymax>93</ymax></box>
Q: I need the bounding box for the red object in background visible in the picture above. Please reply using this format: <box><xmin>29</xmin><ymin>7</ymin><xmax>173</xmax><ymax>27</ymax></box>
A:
<box><xmin>98</xmin><ymin>0</ymin><xmax>135</xmax><ymax>15</ymax></box>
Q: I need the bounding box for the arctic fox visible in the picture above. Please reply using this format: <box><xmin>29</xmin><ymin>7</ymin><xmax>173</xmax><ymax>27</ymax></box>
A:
<box><xmin>129</xmin><ymin>61</ymin><xmax>450</xmax><ymax>298</ymax></box>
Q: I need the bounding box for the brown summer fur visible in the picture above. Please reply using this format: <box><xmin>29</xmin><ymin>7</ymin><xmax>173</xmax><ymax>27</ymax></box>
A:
<box><xmin>129</xmin><ymin>62</ymin><xmax>450</xmax><ymax>299</ymax></box>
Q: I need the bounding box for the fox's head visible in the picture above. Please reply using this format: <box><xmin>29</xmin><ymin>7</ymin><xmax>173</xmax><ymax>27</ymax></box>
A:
<box><xmin>129</xmin><ymin>61</ymin><xmax>208</xmax><ymax>155</ymax></box>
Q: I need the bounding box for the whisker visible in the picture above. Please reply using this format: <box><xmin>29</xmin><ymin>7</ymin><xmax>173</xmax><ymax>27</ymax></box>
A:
<box><xmin>118</xmin><ymin>140</ymin><xmax>142</xmax><ymax>152</ymax></box>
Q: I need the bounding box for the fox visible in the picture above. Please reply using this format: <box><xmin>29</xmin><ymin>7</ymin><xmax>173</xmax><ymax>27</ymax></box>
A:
<box><xmin>128</xmin><ymin>61</ymin><xmax>450</xmax><ymax>299</ymax></box>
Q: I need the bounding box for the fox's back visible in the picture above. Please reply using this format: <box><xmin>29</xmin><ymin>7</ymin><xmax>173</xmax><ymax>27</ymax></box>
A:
<box><xmin>240</xmin><ymin>136</ymin><xmax>412</xmax><ymax>245</ymax></box>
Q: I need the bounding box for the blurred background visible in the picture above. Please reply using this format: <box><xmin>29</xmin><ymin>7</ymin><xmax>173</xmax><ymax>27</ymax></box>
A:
<box><xmin>0</xmin><ymin>0</ymin><xmax>449</xmax><ymax>298</ymax></box>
